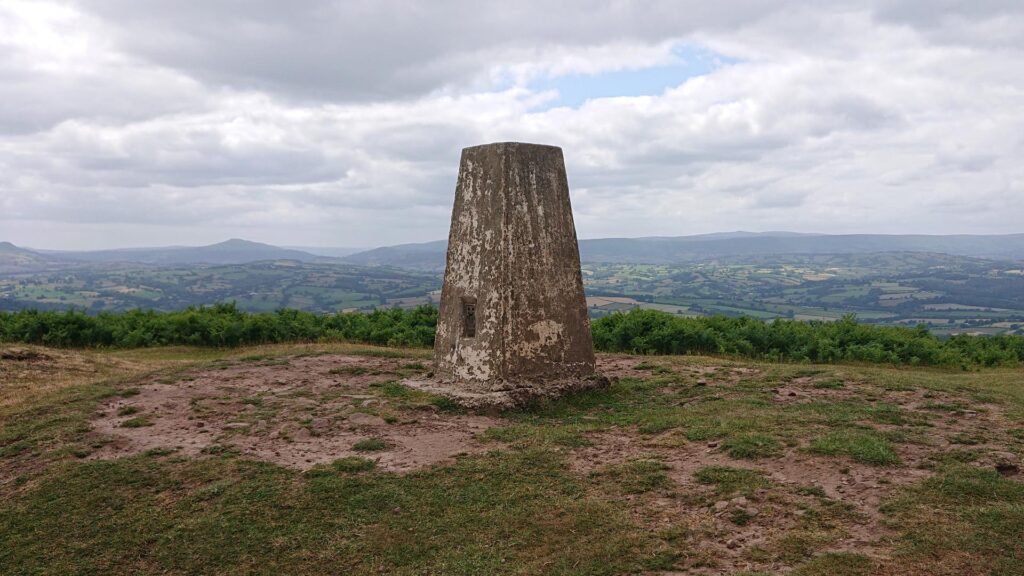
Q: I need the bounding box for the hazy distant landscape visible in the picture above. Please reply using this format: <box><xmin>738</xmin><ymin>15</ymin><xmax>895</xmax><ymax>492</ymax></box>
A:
<box><xmin>3</xmin><ymin>233</ymin><xmax>1022</xmax><ymax>336</ymax></box>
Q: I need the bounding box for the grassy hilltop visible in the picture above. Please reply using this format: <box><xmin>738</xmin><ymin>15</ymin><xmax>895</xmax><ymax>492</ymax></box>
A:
<box><xmin>1</xmin><ymin>323</ymin><xmax>1023</xmax><ymax>574</ymax></box>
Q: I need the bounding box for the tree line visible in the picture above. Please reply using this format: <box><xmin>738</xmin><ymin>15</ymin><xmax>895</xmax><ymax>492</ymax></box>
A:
<box><xmin>1</xmin><ymin>305</ymin><xmax>1021</xmax><ymax>368</ymax></box>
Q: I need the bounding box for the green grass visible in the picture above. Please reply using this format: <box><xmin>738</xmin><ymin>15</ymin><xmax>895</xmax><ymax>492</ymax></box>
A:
<box><xmin>479</xmin><ymin>424</ymin><xmax>593</xmax><ymax>448</ymax></box>
<box><xmin>808</xmin><ymin>429</ymin><xmax>901</xmax><ymax>466</ymax></box>
<box><xmin>376</xmin><ymin>381</ymin><xmax>412</xmax><ymax>398</ymax></box>
<box><xmin>791</xmin><ymin>552</ymin><xmax>874</xmax><ymax>575</ymax></box>
<box><xmin>313</xmin><ymin>456</ymin><xmax>377</xmax><ymax>474</ymax></box>
<box><xmin>882</xmin><ymin>465</ymin><xmax>1024</xmax><ymax>575</ymax></box>
<box><xmin>812</xmin><ymin>378</ymin><xmax>845</xmax><ymax>389</ymax></box>
<box><xmin>595</xmin><ymin>459</ymin><xmax>672</xmax><ymax>494</ymax></box>
<box><xmin>693</xmin><ymin>466</ymin><xmax>769</xmax><ymax>497</ymax></box>
<box><xmin>722</xmin><ymin>433</ymin><xmax>782</xmax><ymax>459</ymax></box>
<box><xmin>328</xmin><ymin>366</ymin><xmax>370</xmax><ymax>376</ymax></box>
<box><xmin>352</xmin><ymin>438</ymin><xmax>388</xmax><ymax>452</ymax></box>
<box><xmin>0</xmin><ymin>450</ymin><xmax>664</xmax><ymax>575</ymax></box>
<box><xmin>120</xmin><ymin>416</ymin><xmax>154</xmax><ymax>428</ymax></box>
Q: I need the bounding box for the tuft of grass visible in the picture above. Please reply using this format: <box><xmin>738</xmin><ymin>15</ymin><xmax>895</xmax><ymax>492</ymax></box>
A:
<box><xmin>596</xmin><ymin>459</ymin><xmax>672</xmax><ymax>494</ymax></box>
<box><xmin>200</xmin><ymin>444</ymin><xmax>240</xmax><ymax>456</ymax></box>
<box><xmin>812</xmin><ymin>378</ymin><xmax>845</xmax><ymax>390</ymax></box>
<box><xmin>377</xmin><ymin>381</ymin><xmax>412</xmax><ymax>399</ymax></box>
<box><xmin>948</xmin><ymin>432</ymin><xmax>985</xmax><ymax>445</ymax></box>
<box><xmin>352</xmin><ymin>437</ymin><xmax>388</xmax><ymax>452</ymax></box>
<box><xmin>722</xmin><ymin>433</ymin><xmax>782</xmax><ymax>459</ymax></box>
<box><xmin>925</xmin><ymin>449</ymin><xmax>979</xmax><ymax>467</ymax></box>
<box><xmin>791</xmin><ymin>552</ymin><xmax>874</xmax><ymax>575</ymax></box>
<box><xmin>349</xmin><ymin>348</ymin><xmax>414</xmax><ymax>359</ymax></box>
<box><xmin>796</xmin><ymin>485</ymin><xmax>827</xmax><ymax>498</ymax></box>
<box><xmin>429</xmin><ymin>395</ymin><xmax>460</xmax><ymax>412</ymax></box>
<box><xmin>808</xmin><ymin>429</ymin><xmax>900</xmax><ymax>466</ymax></box>
<box><xmin>116</xmin><ymin>405</ymin><xmax>139</xmax><ymax>416</ymax></box>
<box><xmin>328</xmin><ymin>366</ymin><xmax>370</xmax><ymax>376</ymax></box>
<box><xmin>479</xmin><ymin>425</ymin><xmax>591</xmax><ymax>448</ymax></box>
<box><xmin>773</xmin><ymin>530</ymin><xmax>834</xmax><ymax>563</ymax></box>
<box><xmin>120</xmin><ymin>416</ymin><xmax>153</xmax><ymax>428</ymax></box>
<box><xmin>637</xmin><ymin>416</ymin><xmax>683</xmax><ymax>435</ymax></box>
<box><xmin>694</xmin><ymin>466</ymin><xmax>769</xmax><ymax>497</ymax></box>
<box><xmin>332</xmin><ymin>456</ymin><xmax>377</xmax><ymax>474</ymax></box>
<box><xmin>922</xmin><ymin>401</ymin><xmax>966</xmax><ymax>414</ymax></box>
<box><xmin>729</xmin><ymin>508</ymin><xmax>754</xmax><ymax>526</ymax></box>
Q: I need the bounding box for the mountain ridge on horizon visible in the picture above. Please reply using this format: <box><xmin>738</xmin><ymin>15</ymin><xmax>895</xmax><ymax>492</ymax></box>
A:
<box><xmin>339</xmin><ymin>232</ymin><xmax>1024</xmax><ymax>270</ymax></box>
<box><xmin>3</xmin><ymin>233</ymin><xmax>1024</xmax><ymax>274</ymax></box>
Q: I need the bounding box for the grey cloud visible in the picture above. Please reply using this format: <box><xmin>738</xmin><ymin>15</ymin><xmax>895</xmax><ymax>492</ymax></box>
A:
<box><xmin>76</xmin><ymin>0</ymin><xmax>787</xmax><ymax>101</ymax></box>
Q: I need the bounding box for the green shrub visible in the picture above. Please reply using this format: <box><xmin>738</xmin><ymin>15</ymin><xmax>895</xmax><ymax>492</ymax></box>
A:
<box><xmin>3</xmin><ymin>305</ymin><xmax>1021</xmax><ymax>369</ymax></box>
<box><xmin>0</xmin><ymin>303</ymin><xmax>438</xmax><ymax>349</ymax></box>
<box><xmin>591</xmin><ymin>309</ymin><xmax>1023</xmax><ymax>368</ymax></box>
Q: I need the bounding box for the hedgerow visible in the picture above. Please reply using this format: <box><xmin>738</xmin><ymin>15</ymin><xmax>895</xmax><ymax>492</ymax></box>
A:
<box><xmin>1</xmin><ymin>306</ymin><xmax>1021</xmax><ymax>368</ymax></box>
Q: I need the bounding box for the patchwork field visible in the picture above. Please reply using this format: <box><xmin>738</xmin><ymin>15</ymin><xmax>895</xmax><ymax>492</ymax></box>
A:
<box><xmin>1</xmin><ymin>344</ymin><xmax>1023</xmax><ymax>575</ymax></box>
<box><xmin>4</xmin><ymin>251</ymin><xmax>1023</xmax><ymax>337</ymax></box>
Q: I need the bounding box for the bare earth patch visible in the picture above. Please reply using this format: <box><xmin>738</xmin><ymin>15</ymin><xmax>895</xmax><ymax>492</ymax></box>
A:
<box><xmin>90</xmin><ymin>354</ymin><xmax>500</xmax><ymax>472</ymax></box>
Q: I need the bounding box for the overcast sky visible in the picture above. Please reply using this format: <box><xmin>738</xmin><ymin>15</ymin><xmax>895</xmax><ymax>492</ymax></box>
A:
<box><xmin>1</xmin><ymin>0</ymin><xmax>1022</xmax><ymax>250</ymax></box>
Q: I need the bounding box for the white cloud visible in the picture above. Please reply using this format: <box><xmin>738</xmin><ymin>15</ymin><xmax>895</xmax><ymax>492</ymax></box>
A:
<box><xmin>0</xmin><ymin>1</ymin><xmax>1022</xmax><ymax>249</ymax></box>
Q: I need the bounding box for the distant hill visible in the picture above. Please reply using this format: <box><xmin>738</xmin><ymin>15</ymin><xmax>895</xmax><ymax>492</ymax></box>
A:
<box><xmin>5</xmin><ymin>233</ymin><xmax>1024</xmax><ymax>275</ymax></box>
<box><xmin>342</xmin><ymin>240</ymin><xmax>449</xmax><ymax>269</ymax></box>
<box><xmin>38</xmin><ymin>239</ymin><xmax>321</xmax><ymax>266</ymax></box>
<box><xmin>340</xmin><ymin>232</ymin><xmax>1024</xmax><ymax>270</ymax></box>
<box><xmin>0</xmin><ymin>241</ymin><xmax>67</xmax><ymax>274</ymax></box>
<box><xmin>284</xmin><ymin>246</ymin><xmax>365</xmax><ymax>258</ymax></box>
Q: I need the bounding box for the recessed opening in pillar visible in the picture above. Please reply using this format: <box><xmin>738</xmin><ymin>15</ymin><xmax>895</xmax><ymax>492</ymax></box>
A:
<box><xmin>461</xmin><ymin>297</ymin><xmax>476</xmax><ymax>338</ymax></box>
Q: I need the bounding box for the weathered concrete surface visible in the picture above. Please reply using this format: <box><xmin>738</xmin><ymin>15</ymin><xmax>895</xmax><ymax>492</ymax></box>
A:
<box><xmin>408</xmin><ymin>142</ymin><xmax>604</xmax><ymax>408</ymax></box>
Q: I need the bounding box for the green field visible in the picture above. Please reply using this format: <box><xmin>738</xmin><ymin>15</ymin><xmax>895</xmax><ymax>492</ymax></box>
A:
<box><xmin>2</xmin><ymin>251</ymin><xmax>1023</xmax><ymax>336</ymax></box>
<box><xmin>0</xmin><ymin>261</ymin><xmax>439</xmax><ymax>314</ymax></box>
<box><xmin>584</xmin><ymin>253</ymin><xmax>1024</xmax><ymax>336</ymax></box>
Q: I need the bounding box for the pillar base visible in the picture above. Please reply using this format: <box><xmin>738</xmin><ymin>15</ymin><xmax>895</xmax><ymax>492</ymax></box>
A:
<box><xmin>403</xmin><ymin>374</ymin><xmax>609</xmax><ymax>410</ymax></box>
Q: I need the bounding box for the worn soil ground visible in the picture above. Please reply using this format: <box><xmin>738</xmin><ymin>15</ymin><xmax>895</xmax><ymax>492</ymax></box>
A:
<box><xmin>90</xmin><ymin>353</ymin><xmax>498</xmax><ymax>471</ymax></box>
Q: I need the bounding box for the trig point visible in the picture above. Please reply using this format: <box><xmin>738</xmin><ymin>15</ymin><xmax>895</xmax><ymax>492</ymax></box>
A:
<box><xmin>408</xmin><ymin>142</ymin><xmax>606</xmax><ymax>408</ymax></box>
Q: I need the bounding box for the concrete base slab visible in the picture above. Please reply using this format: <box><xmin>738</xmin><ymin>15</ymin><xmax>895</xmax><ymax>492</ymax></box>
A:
<box><xmin>403</xmin><ymin>374</ymin><xmax>610</xmax><ymax>410</ymax></box>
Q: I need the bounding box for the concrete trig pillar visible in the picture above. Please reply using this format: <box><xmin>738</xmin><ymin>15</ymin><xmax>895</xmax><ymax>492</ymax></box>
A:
<box><xmin>409</xmin><ymin>142</ymin><xmax>605</xmax><ymax>408</ymax></box>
